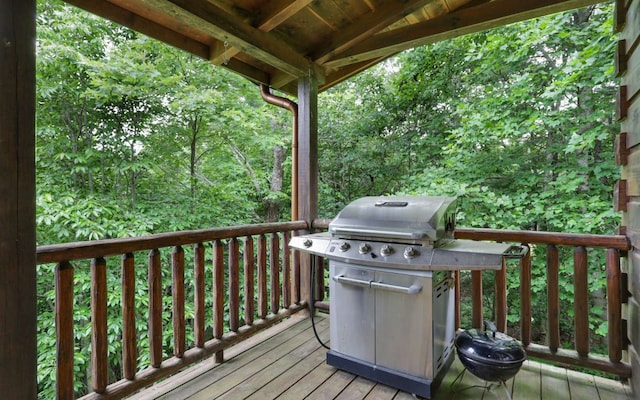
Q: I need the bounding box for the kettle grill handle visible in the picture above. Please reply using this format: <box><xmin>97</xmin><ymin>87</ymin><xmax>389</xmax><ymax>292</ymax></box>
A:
<box><xmin>483</xmin><ymin>320</ymin><xmax>498</xmax><ymax>338</ymax></box>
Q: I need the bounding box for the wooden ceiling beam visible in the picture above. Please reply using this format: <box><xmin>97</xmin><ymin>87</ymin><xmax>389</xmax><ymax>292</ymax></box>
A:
<box><xmin>137</xmin><ymin>0</ymin><xmax>322</xmax><ymax>79</ymax></box>
<box><xmin>311</xmin><ymin>0</ymin><xmax>437</xmax><ymax>64</ymax></box>
<box><xmin>210</xmin><ymin>0</ymin><xmax>311</xmax><ymax>65</ymax></box>
<box><xmin>324</xmin><ymin>0</ymin><xmax>605</xmax><ymax>69</ymax></box>
<box><xmin>65</xmin><ymin>0</ymin><xmax>210</xmax><ymax>59</ymax></box>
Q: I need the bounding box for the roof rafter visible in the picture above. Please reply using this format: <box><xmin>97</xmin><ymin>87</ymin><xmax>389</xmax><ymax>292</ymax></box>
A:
<box><xmin>324</xmin><ymin>0</ymin><xmax>604</xmax><ymax>69</ymax></box>
<box><xmin>137</xmin><ymin>0</ymin><xmax>323</xmax><ymax>79</ymax></box>
<box><xmin>210</xmin><ymin>0</ymin><xmax>313</xmax><ymax>66</ymax></box>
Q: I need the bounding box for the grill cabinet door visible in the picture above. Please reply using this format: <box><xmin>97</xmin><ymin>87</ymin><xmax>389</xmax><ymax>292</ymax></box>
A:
<box><xmin>374</xmin><ymin>269</ymin><xmax>433</xmax><ymax>378</ymax></box>
<box><xmin>329</xmin><ymin>262</ymin><xmax>375</xmax><ymax>363</ymax></box>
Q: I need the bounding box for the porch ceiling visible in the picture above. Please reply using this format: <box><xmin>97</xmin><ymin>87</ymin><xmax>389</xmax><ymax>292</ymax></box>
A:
<box><xmin>64</xmin><ymin>0</ymin><xmax>604</xmax><ymax>96</ymax></box>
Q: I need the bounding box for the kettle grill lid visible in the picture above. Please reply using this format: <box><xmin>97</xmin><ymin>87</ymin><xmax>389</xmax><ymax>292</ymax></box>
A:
<box><xmin>455</xmin><ymin>323</ymin><xmax>526</xmax><ymax>366</ymax></box>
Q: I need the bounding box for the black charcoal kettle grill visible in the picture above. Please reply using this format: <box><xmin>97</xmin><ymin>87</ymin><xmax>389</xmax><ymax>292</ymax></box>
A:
<box><xmin>453</xmin><ymin>320</ymin><xmax>527</xmax><ymax>400</ymax></box>
<box><xmin>290</xmin><ymin>195</ymin><xmax>527</xmax><ymax>399</ymax></box>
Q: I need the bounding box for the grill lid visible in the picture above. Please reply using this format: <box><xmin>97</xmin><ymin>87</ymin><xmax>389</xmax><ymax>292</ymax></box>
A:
<box><xmin>329</xmin><ymin>196</ymin><xmax>456</xmax><ymax>245</ymax></box>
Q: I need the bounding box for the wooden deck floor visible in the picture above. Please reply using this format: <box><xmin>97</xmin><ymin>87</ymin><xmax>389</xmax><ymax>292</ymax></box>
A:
<box><xmin>128</xmin><ymin>314</ymin><xmax>633</xmax><ymax>400</ymax></box>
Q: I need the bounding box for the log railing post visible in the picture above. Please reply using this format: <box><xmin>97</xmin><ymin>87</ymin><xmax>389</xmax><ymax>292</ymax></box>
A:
<box><xmin>574</xmin><ymin>246</ymin><xmax>589</xmax><ymax>357</ymax></box>
<box><xmin>172</xmin><ymin>246</ymin><xmax>185</xmax><ymax>357</ymax></box>
<box><xmin>244</xmin><ymin>236</ymin><xmax>255</xmax><ymax>326</ymax></box>
<box><xmin>520</xmin><ymin>246</ymin><xmax>531</xmax><ymax>346</ymax></box>
<box><xmin>606</xmin><ymin>248</ymin><xmax>622</xmax><ymax>363</ymax></box>
<box><xmin>495</xmin><ymin>258</ymin><xmax>507</xmax><ymax>332</ymax></box>
<box><xmin>56</xmin><ymin>261</ymin><xmax>75</xmax><ymax>400</ymax></box>
<box><xmin>90</xmin><ymin>257</ymin><xmax>108</xmax><ymax>393</ymax></box>
<box><xmin>471</xmin><ymin>270</ymin><xmax>483</xmax><ymax>328</ymax></box>
<box><xmin>194</xmin><ymin>243</ymin><xmax>206</xmax><ymax>347</ymax></box>
<box><xmin>148</xmin><ymin>249</ymin><xmax>162</xmax><ymax>367</ymax></box>
<box><xmin>282</xmin><ymin>231</ymin><xmax>291</xmax><ymax>308</ymax></box>
<box><xmin>270</xmin><ymin>233</ymin><xmax>280</xmax><ymax>314</ymax></box>
<box><xmin>258</xmin><ymin>235</ymin><xmax>268</xmax><ymax>319</ymax></box>
<box><xmin>213</xmin><ymin>240</ymin><xmax>224</xmax><ymax>363</ymax></box>
<box><xmin>122</xmin><ymin>253</ymin><xmax>137</xmax><ymax>379</ymax></box>
<box><xmin>229</xmin><ymin>238</ymin><xmax>240</xmax><ymax>332</ymax></box>
<box><xmin>547</xmin><ymin>244</ymin><xmax>560</xmax><ymax>353</ymax></box>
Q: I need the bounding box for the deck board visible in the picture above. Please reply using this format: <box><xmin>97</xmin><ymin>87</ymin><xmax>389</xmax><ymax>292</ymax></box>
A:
<box><xmin>129</xmin><ymin>314</ymin><xmax>633</xmax><ymax>400</ymax></box>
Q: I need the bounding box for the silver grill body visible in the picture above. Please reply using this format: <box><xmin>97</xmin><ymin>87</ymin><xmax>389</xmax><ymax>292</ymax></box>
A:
<box><xmin>290</xmin><ymin>196</ymin><xmax>515</xmax><ymax>398</ymax></box>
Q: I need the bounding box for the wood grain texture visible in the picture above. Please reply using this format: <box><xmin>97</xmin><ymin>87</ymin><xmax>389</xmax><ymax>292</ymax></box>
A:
<box><xmin>172</xmin><ymin>246</ymin><xmax>186</xmax><ymax>357</ymax></box>
<box><xmin>269</xmin><ymin>233</ymin><xmax>281</xmax><ymax>314</ymax></box>
<box><xmin>547</xmin><ymin>244</ymin><xmax>560</xmax><ymax>353</ymax></box>
<box><xmin>520</xmin><ymin>246</ymin><xmax>532</xmax><ymax>346</ymax></box>
<box><xmin>56</xmin><ymin>261</ymin><xmax>75</xmax><ymax>400</ymax></box>
<box><xmin>607</xmin><ymin>248</ymin><xmax>623</xmax><ymax>363</ymax></box>
<box><xmin>148</xmin><ymin>249</ymin><xmax>163</xmax><ymax>367</ymax></box>
<box><xmin>194</xmin><ymin>243</ymin><xmax>206</xmax><ymax>347</ymax></box>
<box><xmin>243</xmin><ymin>236</ymin><xmax>255</xmax><ymax>326</ymax></box>
<box><xmin>228</xmin><ymin>238</ymin><xmax>240</xmax><ymax>332</ymax></box>
<box><xmin>91</xmin><ymin>257</ymin><xmax>108</xmax><ymax>392</ymax></box>
<box><xmin>258</xmin><ymin>235</ymin><xmax>268</xmax><ymax>319</ymax></box>
<box><xmin>574</xmin><ymin>247</ymin><xmax>590</xmax><ymax>357</ymax></box>
<box><xmin>0</xmin><ymin>1</ymin><xmax>37</xmax><ymax>398</ymax></box>
<box><xmin>122</xmin><ymin>253</ymin><xmax>137</xmax><ymax>379</ymax></box>
<box><xmin>37</xmin><ymin>221</ymin><xmax>307</xmax><ymax>264</ymax></box>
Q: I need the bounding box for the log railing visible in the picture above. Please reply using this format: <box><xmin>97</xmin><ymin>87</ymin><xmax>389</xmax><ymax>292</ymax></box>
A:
<box><xmin>312</xmin><ymin>220</ymin><xmax>632</xmax><ymax>378</ymax></box>
<box><xmin>37</xmin><ymin>221</ymin><xmax>307</xmax><ymax>400</ymax></box>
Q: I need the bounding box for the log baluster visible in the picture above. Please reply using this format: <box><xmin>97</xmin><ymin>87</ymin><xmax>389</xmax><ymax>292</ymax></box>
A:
<box><xmin>244</xmin><ymin>236</ymin><xmax>255</xmax><ymax>326</ymax></box>
<box><xmin>56</xmin><ymin>261</ymin><xmax>74</xmax><ymax>400</ymax></box>
<box><xmin>270</xmin><ymin>233</ymin><xmax>281</xmax><ymax>314</ymax></box>
<box><xmin>547</xmin><ymin>244</ymin><xmax>560</xmax><ymax>353</ymax></box>
<box><xmin>495</xmin><ymin>257</ymin><xmax>507</xmax><ymax>332</ymax></box>
<box><xmin>229</xmin><ymin>238</ymin><xmax>240</xmax><ymax>332</ymax></box>
<box><xmin>213</xmin><ymin>240</ymin><xmax>224</xmax><ymax>363</ymax></box>
<box><xmin>520</xmin><ymin>245</ymin><xmax>531</xmax><ymax>346</ymax></box>
<box><xmin>122</xmin><ymin>253</ymin><xmax>137</xmax><ymax>379</ymax></box>
<box><xmin>91</xmin><ymin>257</ymin><xmax>108</xmax><ymax>393</ymax></box>
<box><xmin>282</xmin><ymin>231</ymin><xmax>291</xmax><ymax>308</ymax></box>
<box><xmin>293</xmin><ymin>250</ymin><xmax>301</xmax><ymax>304</ymax></box>
<box><xmin>148</xmin><ymin>249</ymin><xmax>162</xmax><ymax>367</ymax></box>
<box><xmin>454</xmin><ymin>270</ymin><xmax>461</xmax><ymax>330</ymax></box>
<box><xmin>194</xmin><ymin>243</ymin><xmax>206</xmax><ymax>347</ymax></box>
<box><xmin>258</xmin><ymin>235</ymin><xmax>268</xmax><ymax>319</ymax></box>
<box><xmin>471</xmin><ymin>270</ymin><xmax>483</xmax><ymax>328</ymax></box>
<box><xmin>606</xmin><ymin>248</ymin><xmax>622</xmax><ymax>363</ymax></box>
<box><xmin>172</xmin><ymin>246</ymin><xmax>185</xmax><ymax>357</ymax></box>
<box><xmin>574</xmin><ymin>246</ymin><xmax>589</xmax><ymax>357</ymax></box>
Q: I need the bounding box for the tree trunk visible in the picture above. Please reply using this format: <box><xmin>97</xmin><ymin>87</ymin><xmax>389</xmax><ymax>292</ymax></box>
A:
<box><xmin>264</xmin><ymin>145</ymin><xmax>285</xmax><ymax>222</ymax></box>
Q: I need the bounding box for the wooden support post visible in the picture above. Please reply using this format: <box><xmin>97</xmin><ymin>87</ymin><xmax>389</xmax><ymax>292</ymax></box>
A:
<box><xmin>297</xmin><ymin>72</ymin><xmax>318</xmax><ymax>311</ymax></box>
<box><xmin>0</xmin><ymin>0</ymin><xmax>37</xmax><ymax>397</ymax></box>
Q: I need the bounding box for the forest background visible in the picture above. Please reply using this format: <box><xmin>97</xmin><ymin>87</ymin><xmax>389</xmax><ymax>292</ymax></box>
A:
<box><xmin>36</xmin><ymin>0</ymin><xmax>620</xmax><ymax>397</ymax></box>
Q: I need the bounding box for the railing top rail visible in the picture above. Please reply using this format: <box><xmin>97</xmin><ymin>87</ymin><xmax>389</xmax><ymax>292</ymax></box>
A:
<box><xmin>455</xmin><ymin>227</ymin><xmax>630</xmax><ymax>250</ymax></box>
<box><xmin>311</xmin><ymin>220</ymin><xmax>629</xmax><ymax>250</ymax></box>
<box><xmin>37</xmin><ymin>220</ymin><xmax>309</xmax><ymax>264</ymax></box>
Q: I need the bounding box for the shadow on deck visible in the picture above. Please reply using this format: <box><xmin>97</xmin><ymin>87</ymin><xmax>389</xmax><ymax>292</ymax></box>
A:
<box><xmin>127</xmin><ymin>314</ymin><xmax>632</xmax><ymax>400</ymax></box>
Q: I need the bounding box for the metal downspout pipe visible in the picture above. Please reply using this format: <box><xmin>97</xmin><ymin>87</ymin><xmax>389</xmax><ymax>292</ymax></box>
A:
<box><xmin>260</xmin><ymin>84</ymin><xmax>299</xmax><ymax>221</ymax></box>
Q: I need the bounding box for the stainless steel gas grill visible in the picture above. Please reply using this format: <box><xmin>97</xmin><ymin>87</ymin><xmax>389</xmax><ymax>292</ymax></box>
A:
<box><xmin>290</xmin><ymin>196</ymin><xmax>523</xmax><ymax>399</ymax></box>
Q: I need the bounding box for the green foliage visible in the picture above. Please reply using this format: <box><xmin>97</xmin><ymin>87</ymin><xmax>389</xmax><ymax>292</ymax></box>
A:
<box><xmin>318</xmin><ymin>3</ymin><xmax>619</xmax><ymax>356</ymax></box>
<box><xmin>35</xmin><ymin>0</ymin><xmax>621</xmax><ymax>396</ymax></box>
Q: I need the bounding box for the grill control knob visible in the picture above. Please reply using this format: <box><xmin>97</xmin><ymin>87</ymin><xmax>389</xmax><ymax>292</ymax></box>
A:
<box><xmin>380</xmin><ymin>244</ymin><xmax>394</xmax><ymax>257</ymax></box>
<box><xmin>358</xmin><ymin>243</ymin><xmax>371</xmax><ymax>254</ymax></box>
<box><xmin>404</xmin><ymin>246</ymin><xmax>419</xmax><ymax>259</ymax></box>
<box><xmin>303</xmin><ymin>239</ymin><xmax>313</xmax><ymax>248</ymax></box>
<box><xmin>339</xmin><ymin>241</ymin><xmax>351</xmax><ymax>252</ymax></box>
